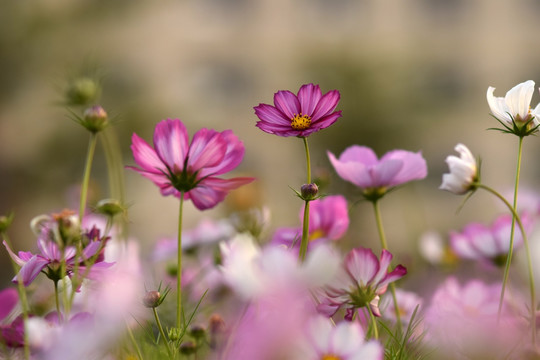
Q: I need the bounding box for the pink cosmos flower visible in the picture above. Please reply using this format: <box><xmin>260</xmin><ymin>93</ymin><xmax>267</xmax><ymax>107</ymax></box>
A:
<box><xmin>272</xmin><ymin>195</ymin><xmax>349</xmax><ymax>249</ymax></box>
<box><xmin>254</xmin><ymin>83</ymin><xmax>342</xmax><ymax>137</ymax></box>
<box><xmin>424</xmin><ymin>277</ymin><xmax>525</xmax><ymax>358</ymax></box>
<box><xmin>129</xmin><ymin>119</ymin><xmax>254</xmax><ymax>210</ymax></box>
<box><xmin>449</xmin><ymin>212</ymin><xmax>532</xmax><ymax>266</ymax></box>
<box><xmin>319</xmin><ymin>247</ymin><xmax>407</xmax><ymax>320</ymax></box>
<box><xmin>0</xmin><ymin>288</ymin><xmax>24</xmax><ymax>348</ymax></box>
<box><xmin>3</xmin><ymin>213</ymin><xmax>113</xmax><ymax>286</ymax></box>
<box><xmin>296</xmin><ymin>316</ymin><xmax>383</xmax><ymax>360</ymax></box>
<box><xmin>328</xmin><ymin>146</ymin><xmax>427</xmax><ymax>200</ymax></box>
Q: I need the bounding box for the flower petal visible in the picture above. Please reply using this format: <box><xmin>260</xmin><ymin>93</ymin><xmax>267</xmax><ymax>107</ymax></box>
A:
<box><xmin>311</xmin><ymin>89</ymin><xmax>340</xmax><ymax>120</ymax></box>
<box><xmin>297</xmin><ymin>83</ymin><xmax>322</xmax><ymax>117</ymax></box>
<box><xmin>187</xmin><ymin>128</ymin><xmax>227</xmax><ymax>171</ymax></box>
<box><xmin>0</xmin><ymin>288</ymin><xmax>18</xmax><ymax>321</ymax></box>
<box><xmin>199</xmin><ymin>130</ymin><xmax>246</xmax><ymax>176</ymax></box>
<box><xmin>254</xmin><ymin>103</ymin><xmax>291</xmax><ymax>126</ymax></box>
<box><xmin>328</xmin><ymin>151</ymin><xmax>373</xmax><ymax>188</ymax></box>
<box><xmin>187</xmin><ymin>177</ymin><xmax>255</xmax><ymax>210</ymax></box>
<box><xmin>381</xmin><ymin>150</ymin><xmax>427</xmax><ymax>187</ymax></box>
<box><xmin>15</xmin><ymin>255</ymin><xmax>50</xmax><ymax>286</ymax></box>
<box><xmin>345</xmin><ymin>247</ymin><xmax>379</xmax><ymax>286</ymax></box>
<box><xmin>153</xmin><ymin>119</ymin><xmax>189</xmax><ymax>171</ymax></box>
<box><xmin>487</xmin><ymin>86</ymin><xmax>511</xmax><ymax>124</ymax></box>
<box><xmin>505</xmin><ymin>80</ymin><xmax>535</xmax><ymax>121</ymax></box>
<box><xmin>273</xmin><ymin>90</ymin><xmax>300</xmax><ymax>119</ymax></box>
<box><xmin>130</xmin><ymin>133</ymin><xmax>163</xmax><ymax>173</ymax></box>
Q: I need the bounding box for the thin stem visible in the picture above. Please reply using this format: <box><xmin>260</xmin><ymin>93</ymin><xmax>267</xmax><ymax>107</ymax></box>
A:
<box><xmin>125</xmin><ymin>320</ymin><xmax>144</xmax><ymax>360</ymax></box>
<box><xmin>3</xmin><ymin>233</ymin><xmax>30</xmax><ymax>360</ymax></box>
<box><xmin>54</xmin><ymin>280</ymin><xmax>61</xmax><ymax>320</ymax></box>
<box><xmin>177</xmin><ymin>192</ymin><xmax>185</xmax><ymax>330</ymax></box>
<box><xmin>153</xmin><ymin>308</ymin><xmax>173</xmax><ymax>359</ymax></box>
<box><xmin>298</xmin><ymin>137</ymin><xmax>312</xmax><ymax>262</ymax></box>
<box><xmin>366</xmin><ymin>305</ymin><xmax>379</xmax><ymax>340</ymax></box>
<box><xmin>79</xmin><ymin>133</ymin><xmax>98</xmax><ymax>221</ymax></box>
<box><xmin>372</xmin><ymin>200</ymin><xmax>403</xmax><ymax>331</ymax></box>
<box><xmin>476</xmin><ymin>183</ymin><xmax>536</xmax><ymax>344</ymax></box>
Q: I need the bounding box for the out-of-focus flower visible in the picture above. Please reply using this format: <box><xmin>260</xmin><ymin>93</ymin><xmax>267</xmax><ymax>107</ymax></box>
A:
<box><xmin>424</xmin><ymin>277</ymin><xmax>525</xmax><ymax>359</ymax></box>
<box><xmin>254</xmin><ymin>83</ymin><xmax>342</xmax><ymax>137</ymax></box>
<box><xmin>3</xmin><ymin>213</ymin><xmax>113</xmax><ymax>286</ymax></box>
<box><xmin>328</xmin><ymin>146</ymin><xmax>427</xmax><ymax>201</ymax></box>
<box><xmin>295</xmin><ymin>316</ymin><xmax>383</xmax><ymax>360</ymax></box>
<box><xmin>449</xmin><ymin>212</ymin><xmax>532</xmax><ymax>266</ymax></box>
<box><xmin>220</xmin><ymin>233</ymin><xmax>340</xmax><ymax>300</ymax></box>
<box><xmin>0</xmin><ymin>288</ymin><xmax>24</xmax><ymax>348</ymax></box>
<box><xmin>418</xmin><ymin>230</ymin><xmax>458</xmax><ymax>267</ymax></box>
<box><xmin>272</xmin><ymin>195</ymin><xmax>349</xmax><ymax>250</ymax></box>
<box><xmin>319</xmin><ymin>247</ymin><xmax>407</xmax><ymax>320</ymax></box>
<box><xmin>129</xmin><ymin>119</ymin><xmax>254</xmax><ymax>210</ymax></box>
<box><xmin>487</xmin><ymin>80</ymin><xmax>540</xmax><ymax>135</ymax></box>
<box><xmin>440</xmin><ymin>143</ymin><xmax>478</xmax><ymax>195</ymax></box>
<box><xmin>381</xmin><ymin>288</ymin><xmax>423</xmax><ymax>326</ymax></box>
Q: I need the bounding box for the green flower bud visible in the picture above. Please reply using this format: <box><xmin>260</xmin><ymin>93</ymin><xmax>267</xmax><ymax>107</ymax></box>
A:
<box><xmin>82</xmin><ymin>105</ymin><xmax>108</xmax><ymax>133</ymax></box>
<box><xmin>189</xmin><ymin>324</ymin><xmax>206</xmax><ymax>340</ymax></box>
<box><xmin>65</xmin><ymin>77</ymin><xmax>100</xmax><ymax>106</ymax></box>
<box><xmin>0</xmin><ymin>213</ymin><xmax>14</xmax><ymax>233</ymax></box>
<box><xmin>95</xmin><ymin>198</ymin><xmax>125</xmax><ymax>217</ymax></box>
<box><xmin>179</xmin><ymin>341</ymin><xmax>197</xmax><ymax>356</ymax></box>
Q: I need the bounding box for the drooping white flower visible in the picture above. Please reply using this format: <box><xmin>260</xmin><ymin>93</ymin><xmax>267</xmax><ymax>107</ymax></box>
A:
<box><xmin>487</xmin><ymin>80</ymin><xmax>540</xmax><ymax>132</ymax></box>
<box><xmin>440</xmin><ymin>143</ymin><xmax>478</xmax><ymax>195</ymax></box>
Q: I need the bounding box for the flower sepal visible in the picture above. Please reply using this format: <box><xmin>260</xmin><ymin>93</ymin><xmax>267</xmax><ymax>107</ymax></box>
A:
<box><xmin>488</xmin><ymin>113</ymin><xmax>540</xmax><ymax>138</ymax></box>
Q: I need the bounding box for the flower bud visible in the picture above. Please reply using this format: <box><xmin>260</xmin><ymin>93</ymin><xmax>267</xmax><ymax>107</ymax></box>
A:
<box><xmin>208</xmin><ymin>314</ymin><xmax>225</xmax><ymax>335</ymax></box>
<box><xmin>179</xmin><ymin>341</ymin><xmax>197</xmax><ymax>356</ymax></box>
<box><xmin>143</xmin><ymin>291</ymin><xmax>161</xmax><ymax>308</ymax></box>
<box><xmin>189</xmin><ymin>324</ymin><xmax>206</xmax><ymax>340</ymax></box>
<box><xmin>301</xmin><ymin>183</ymin><xmax>319</xmax><ymax>200</ymax></box>
<box><xmin>82</xmin><ymin>105</ymin><xmax>108</xmax><ymax>133</ymax></box>
<box><xmin>95</xmin><ymin>199</ymin><xmax>125</xmax><ymax>217</ymax></box>
<box><xmin>0</xmin><ymin>213</ymin><xmax>14</xmax><ymax>233</ymax></box>
<box><xmin>65</xmin><ymin>77</ymin><xmax>100</xmax><ymax>106</ymax></box>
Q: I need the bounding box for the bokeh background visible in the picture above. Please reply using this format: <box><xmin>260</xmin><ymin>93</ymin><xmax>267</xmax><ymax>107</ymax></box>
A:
<box><xmin>3</xmin><ymin>0</ymin><xmax>540</xmax><ymax>288</ymax></box>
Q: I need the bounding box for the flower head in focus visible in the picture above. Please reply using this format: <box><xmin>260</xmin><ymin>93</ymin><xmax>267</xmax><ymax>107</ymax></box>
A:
<box><xmin>254</xmin><ymin>83</ymin><xmax>342</xmax><ymax>137</ymax></box>
<box><xmin>440</xmin><ymin>143</ymin><xmax>478</xmax><ymax>195</ymax></box>
<box><xmin>328</xmin><ymin>146</ymin><xmax>427</xmax><ymax>201</ymax></box>
<box><xmin>129</xmin><ymin>119</ymin><xmax>255</xmax><ymax>210</ymax></box>
<box><xmin>319</xmin><ymin>247</ymin><xmax>407</xmax><ymax>320</ymax></box>
<box><xmin>487</xmin><ymin>80</ymin><xmax>540</xmax><ymax>136</ymax></box>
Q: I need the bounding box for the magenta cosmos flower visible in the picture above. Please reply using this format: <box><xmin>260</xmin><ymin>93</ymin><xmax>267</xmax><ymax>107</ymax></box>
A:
<box><xmin>328</xmin><ymin>146</ymin><xmax>427</xmax><ymax>200</ymax></box>
<box><xmin>319</xmin><ymin>247</ymin><xmax>407</xmax><ymax>320</ymax></box>
<box><xmin>129</xmin><ymin>119</ymin><xmax>254</xmax><ymax>210</ymax></box>
<box><xmin>254</xmin><ymin>83</ymin><xmax>342</xmax><ymax>137</ymax></box>
<box><xmin>272</xmin><ymin>195</ymin><xmax>349</xmax><ymax>249</ymax></box>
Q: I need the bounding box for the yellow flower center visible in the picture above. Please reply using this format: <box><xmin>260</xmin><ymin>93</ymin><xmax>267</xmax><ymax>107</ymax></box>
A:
<box><xmin>291</xmin><ymin>113</ymin><xmax>312</xmax><ymax>130</ymax></box>
<box><xmin>321</xmin><ymin>355</ymin><xmax>342</xmax><ymax>360</ymax></box>
<box><xmin>309</xmin><ymin>229</ymin><xmax>325</xmax><ymax>242</ymax></box>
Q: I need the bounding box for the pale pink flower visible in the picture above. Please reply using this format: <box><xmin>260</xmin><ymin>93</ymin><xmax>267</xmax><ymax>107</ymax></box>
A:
<box><xmin>295</xmin><ymin>316</ymin><xmax>383</xmax><ymax>360</ymax></box>
<box><xmin>487</xmin><ymin>80</ymin><xmax>540</xmax><ymax>130</ymax></box>
<box><xmin>129</xmin><ymin>119</ymin><xmax>254</xmax><ymax>210</ymax></box>
<box><xmin>449</xmin><ymin>212</ymin><xmax>532</xmax><ymax>266</ymax></box>
<box><xmin>440</xmin><ymin>143</ymin><xmax>478</xmax><ymax>195</ymax></box>
<box><xmin>328</xmin><ymin>146</ymin><xmax>427</xmax><ymax>200</ymax></box>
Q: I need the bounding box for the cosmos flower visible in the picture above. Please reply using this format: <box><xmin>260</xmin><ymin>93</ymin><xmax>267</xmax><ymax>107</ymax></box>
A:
<box><xmin>328</xmin><ymin>146</ymin><xmax>427</xmax><ymax>201</ymax></box>
<box><xmin>254</xmin><ymin>83</ymin><xmax>342</xmax><ymax>137</ymax></box>
<box><xmin>296</xmin><ymin>316</ymin><xmax>383</xmax><ymax>360</ymax></box>
<box><xmin>487</xmin><ymin>80</ymin><xmax>540</xmax><ymax>134</ymax></box>
<box><xmin>272</xmin><ymin>195</ymin><xmax>349</xmax><ymax>250</ymax></box>
<box><xmin>449</xmin><ymin>212</ymin><xmax>532</xmax><ymax>266</ymax></box>
<box><xmin>319</xmin><ymin>247</ymin><xmax>407</xmax><ymax>320</ymax></box>
<box><xmin>129</xmin><ymin>119</ymin><xmax>254</xmax><ymax>210</ymax></box>
<box><xmin>440</xmin><ymin>143</ymin><xmax>478</xmax><ymax>195</ymax></box>
<box><xmin>3</xmin><ymin>212</ymin><xmax>113</xmax><ymax>286</ymax></box>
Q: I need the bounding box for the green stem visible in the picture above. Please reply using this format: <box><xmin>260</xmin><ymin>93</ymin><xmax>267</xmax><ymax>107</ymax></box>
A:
<box><xmin>298</xmin><ymin>137</ymin><xmax>312</xmax><ymax>262</ymax></box>
<box><xmin>177</xmin><ymin>192</ymin><xmax>185</xmax><ymax>330</ymax></box>
<box><xmin>125</xmin><ymin>320</ymin><xmax>144</xmax><ymax>360</ymax></box>
<box><xmin>366</xmin><ymin>304</ymin><xmax>379</xmax><ymax>340</ymax></box>
<box><xmin>372</xmin><ymin>200</ymin><xmax>403</xmax><ymax>332</ymax></box>
<box><xmin>79</xmin><ymin>133</ymin><xmax>98</xmax><ymax>221</ymax></box>
<box><xmin>54</xmin><ymin>280</ymin><xmax>61</xmax><ymax>320</ymax></box>
<box><xmin>153</xmin><ymin>308</ymin><xmax>173</xmax><ymax>359</ymax></box>
<box><xmin>3</xmin><ymin>234</ymin><xmax>30</xmax><ymax>360</ymax></box>
<box><xmin>476</xmin><ymin>183</ymin><xmax>536</xmax><ymax>344</ymax></box>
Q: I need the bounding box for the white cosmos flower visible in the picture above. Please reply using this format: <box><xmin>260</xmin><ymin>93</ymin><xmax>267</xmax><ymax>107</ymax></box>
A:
<box><xmin>487</xmin><ymin>80</ymin><xmax>540</xmax><ymax>128</ymax></box>
<box><xmin>440</xmin><ymin>143</ymin><xmax>478</xmax><ymax>195</ymax></box>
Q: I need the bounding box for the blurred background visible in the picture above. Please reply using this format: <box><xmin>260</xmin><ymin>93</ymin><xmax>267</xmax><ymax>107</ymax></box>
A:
<box><xmin>3</xmin><ymin>0</ymin><xmax>540</xmax><ymax>288</ymax></box>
